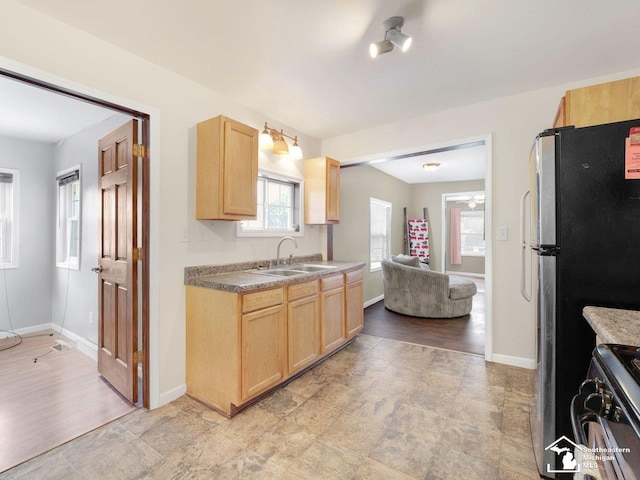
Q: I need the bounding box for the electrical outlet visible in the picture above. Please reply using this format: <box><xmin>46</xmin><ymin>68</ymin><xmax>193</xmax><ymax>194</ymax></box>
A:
<box><xmin>497</xmin><ymin>226</ymin><xmax>509</xmax><ymax>241</ymax></box>
<box><xmin>89</xmin><ymin>311</ymin><xmax>93</xmax><ymax>324</ymax></box>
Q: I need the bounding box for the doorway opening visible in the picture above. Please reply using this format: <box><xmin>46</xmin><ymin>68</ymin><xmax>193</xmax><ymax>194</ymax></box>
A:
<box><xmin>0</xmin><ymin>68</ymin><xmax>151</xmax><ymax>472</ymax></box>
<box><xmin>333</xmin><ymin>134</ymin><xmax>492</xmax><ymax>358</ymax></box>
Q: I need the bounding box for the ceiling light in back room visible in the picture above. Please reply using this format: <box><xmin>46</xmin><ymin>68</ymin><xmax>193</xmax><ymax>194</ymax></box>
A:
<box><xmin>423</xmin><ymin>162</ymin><xmax>440</xmax><ymax>172</ymax></box>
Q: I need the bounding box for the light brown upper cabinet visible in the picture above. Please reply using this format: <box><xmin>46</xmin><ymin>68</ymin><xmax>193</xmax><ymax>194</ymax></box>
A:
<box><xmin>304</xmin><ymin>157</ymin><xmax>340</xmax><ymax>224</ymax></box>
<box><xmin>554</xmin><ymin>76</ymin><xmax>640</xmax><ymax>128</ymax></box>
<box><xmin>196</xmin><ymin>115</ymin><xmax>258</xmax><ymax>220</ymax></box>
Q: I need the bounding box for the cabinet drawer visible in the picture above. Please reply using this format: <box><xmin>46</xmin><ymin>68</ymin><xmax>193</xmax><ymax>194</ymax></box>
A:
<box><xmin>288</xmin><ymin>280</ymin><xmax>318</xmax><ymax>301</ymax></box>
<box><xmin>345</xmin><ymin>269</ymin><xmax>363</xmax><ymax>285</ymax></box>
<box><xmin>242</xmin><ymin>288</ymin><xmax>284</xmax><ymax>313</ymax></box>
<box><xmin>321</xmin><ymin>274</ymin><xmax>344</xmax><ymax>291</ymax></box>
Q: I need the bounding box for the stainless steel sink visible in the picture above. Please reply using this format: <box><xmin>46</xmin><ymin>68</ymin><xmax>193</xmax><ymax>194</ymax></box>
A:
<box><xmin>252</xmin><ymin>269</ymin><xmax>306</xmax><ymax>277</ymax></box>
<box><xmin>250</xmin><ymin>263</ymin><xmax>337</xmax><ymax>277</ymax></box>
<box><xmin>287</xmin><ymin>264</ymin><xmax>337</xmax><ymax>272</ymax></box>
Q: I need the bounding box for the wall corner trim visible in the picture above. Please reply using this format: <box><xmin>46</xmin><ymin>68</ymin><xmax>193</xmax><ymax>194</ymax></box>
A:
<box><xmin>491</xmin><ymin>353</ymin><xmax>535</xmax><ymax>370</ymax></box>
<box><xmin>157</xmin><ymin>384</ymin><xmax>187</xmax><ymax>409</ymax></box>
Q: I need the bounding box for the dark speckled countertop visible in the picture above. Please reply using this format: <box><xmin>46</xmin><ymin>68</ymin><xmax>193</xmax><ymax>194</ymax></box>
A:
<box><xmin>583</xmin><ymin>306</ymin><xmax>640</xmax><ymax>346</ymax></box>
<box><xmin>184</xmin><ymin>253</ymin><xmax>365</xmax><ymax>293</ymax></box>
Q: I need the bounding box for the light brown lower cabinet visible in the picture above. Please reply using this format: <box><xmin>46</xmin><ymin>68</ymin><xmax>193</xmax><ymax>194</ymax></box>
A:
<box><xmin>345</xmin><ymin>269</ymin><xmax>364</xmax><ymax>338</ymax></box>
<box><xmin>186</xmin><ymin>267</ymin><xmax>364</xmax><ymax>417</ymax></box>
<box><xmin>287</xmin><ymin>282</ymin><xmax>320</xmax><ymax>375</ymax></box>
<box><xmin>241</xmin><ymin>304</ymin><xmax>286</xmax><ymax>401</ymax></box>
<box><xmin>320</xmin><ymin>274</ymin><xmax>346</xmax><ymax>353</ymax></box>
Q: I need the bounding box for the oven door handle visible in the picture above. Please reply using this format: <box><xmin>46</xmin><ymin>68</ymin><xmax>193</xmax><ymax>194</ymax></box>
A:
<box><xmin>570</xmin><ymin>394</ymin><xmax>598</xmax><ymax>446</ymax></box>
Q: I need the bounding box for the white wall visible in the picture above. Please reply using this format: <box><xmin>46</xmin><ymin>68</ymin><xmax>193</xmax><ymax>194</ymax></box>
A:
<box><xmin>0</xmin><ymin>135</ymin><xmax>53</xmax><ymax>332</ymax></box>
<box><xmin>0</xmin><ymin>1</ymin><xmax>323</xmax><ymax>407</ymax></box>
<box><xmin>51</xmin><ymin>114</ymin><xmax>133</xmax><ymax>344</ymax></box>
<box><xmin>333</xmin><ymin>166</ymin><xmax>410</xmax><ymax>302</ymax></box>
<box><xmin>322</xmin><ymin>67</ymin><xmax>640</xmax><ymax>366</ymax></box>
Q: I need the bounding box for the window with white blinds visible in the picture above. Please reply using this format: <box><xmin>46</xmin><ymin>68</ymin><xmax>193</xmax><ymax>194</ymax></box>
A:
<box><xmin>56</xmin><ymin>166</ymin><xmax>81</xmax><ymax>270</ymax></box>
<box><xmin>0</xmin><ymin>168</ymin><xmax>18</xmax><ymax>269</ymax></box>
<box><xmin>370</xmin><ymin>197</ymin><xmax>392</xmax><ymax>272</ymax></box>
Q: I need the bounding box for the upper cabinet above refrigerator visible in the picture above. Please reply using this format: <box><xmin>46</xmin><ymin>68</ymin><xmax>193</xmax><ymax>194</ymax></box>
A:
<box><xmin>553</xmin><ymin>76</ymin><xmax>640</xmax><ymax>128</ymax></box>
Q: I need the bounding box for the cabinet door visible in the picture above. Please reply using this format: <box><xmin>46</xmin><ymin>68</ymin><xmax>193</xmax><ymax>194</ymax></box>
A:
<box><xmin>223</xmin><ymin>118</ymin><xmax>258</xmax><ymax>217</ymax></box>
<box><xmin>565</xmin><ymin>77</ymin><xmax>640</xmax><ymax>128</ymax></box>
<box><xmin>287</xmin><ymin>295</ymin><xmax>320</xmax><ymax>375</ymax></box>
<box><xmin>345</xmin><ymin>280</ymin><xmax>364</xmax><ymax>338</ymax></box>
<box><xmin>241</xmin><ymin>304</ymin><xmax>285</xmax><ymax>401</ymax></box>
<box><xmin>321</xmin><ymin>287</ymin><xmax>345</xmax><ymax>353</ymax></box>
<box><xmin>326</xmin><ymin>158</ymin><xmax>340</xmax><ymax>223</ymax></box>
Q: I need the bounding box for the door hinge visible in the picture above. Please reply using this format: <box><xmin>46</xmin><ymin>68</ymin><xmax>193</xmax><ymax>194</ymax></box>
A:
<box><xmin>134</xmin><ymin>349</ymin><xmax>142</xmax><ymax>365</ymax></box>
<box><xmin>133</xmin><ymin>247</ymin><xmax>143</xmax><ymax>262</ymax></box>
<box><xmin>133</xmin><ymin>144</ymin><xmax>146</xmax><ymax>158</ymax></box>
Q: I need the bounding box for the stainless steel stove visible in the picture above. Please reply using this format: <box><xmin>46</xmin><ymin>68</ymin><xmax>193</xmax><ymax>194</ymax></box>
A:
<box><xmin>571</xmin><ymin>344</ymin><xmax>640</xmax><ymax>480</ymax></box>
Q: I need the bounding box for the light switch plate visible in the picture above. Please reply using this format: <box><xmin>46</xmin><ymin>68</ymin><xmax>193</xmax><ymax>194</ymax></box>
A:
<box><xmin>497</xmin><ymin>226</ymin><xmax>508</xmax><ymax>241</ymax></box>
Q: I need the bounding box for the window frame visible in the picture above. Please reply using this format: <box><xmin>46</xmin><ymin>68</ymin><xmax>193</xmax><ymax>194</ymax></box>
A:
<box><xmin>55</xmin><ymin>165</ymin><xmax>81</xmax><ymax>270</ymax></box>
<box><xmin>369</xmin><ymin>197</ymin><xmax>392</xmax><ymax>273</ymax></box>
<box><xmin>236</xmin><ymin>170</ymin><xmax>304</xmax><ymax>238</ymax></box>
<box><xmin>0</xmin><ymin>167</ymin><xmax>19</xmax><ymax>270</ymax></box>
<box><xmin>460</xmin><ymin>208</ymin><xmax>486</xmax><ymax>257</ymax></box>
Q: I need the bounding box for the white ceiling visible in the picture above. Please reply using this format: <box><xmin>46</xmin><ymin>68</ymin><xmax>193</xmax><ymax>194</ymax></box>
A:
<box><xmin>16</xmin><ymin>0</ymin><xmax>640</xmax><ymax>142</ymax></box>
<box><xmin>0</xmin><ymin>75</ymin><xmax>117</xmax><ymax>144</ymax></box>
<box><xmin>5</xmin><ymin>0</ymin><xmax>640</xmax><ymax>182</ymax></box>
<box><xmin>369</xmin><ymin>144</ymin><xmax>485</xmax><ymax>184</ymax></box>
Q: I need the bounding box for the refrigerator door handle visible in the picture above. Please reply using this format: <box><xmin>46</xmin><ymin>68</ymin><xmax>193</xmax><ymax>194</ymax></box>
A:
<box><xmin>520</xmin><ymin>189</ymin><xmax>532</xmax><ymax>302</ymax></box>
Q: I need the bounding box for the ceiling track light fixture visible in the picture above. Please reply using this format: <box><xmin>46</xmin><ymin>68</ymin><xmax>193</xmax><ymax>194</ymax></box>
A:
<box><xmin>258</xmin><ymin>122</ymin><xmax>303</xmax><ymax>160</ymax></box>
<box><xmin>370</xmin><ymin>16</ymin><xmax>413</xmax><ymax>58</ymax></box>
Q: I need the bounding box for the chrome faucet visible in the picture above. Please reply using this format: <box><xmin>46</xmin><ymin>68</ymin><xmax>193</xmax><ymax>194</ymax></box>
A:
<box><xmin>276</xmin><ymin>236</ymin><xmax>298</xmax><ymax>267</ymax></box>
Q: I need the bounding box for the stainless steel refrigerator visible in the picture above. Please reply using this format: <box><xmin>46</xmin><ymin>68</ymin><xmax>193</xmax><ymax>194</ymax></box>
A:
<box><xmin>520</xmin><ymin>120</ymin><xmax>640</xmax><ymax>479</ymax></box>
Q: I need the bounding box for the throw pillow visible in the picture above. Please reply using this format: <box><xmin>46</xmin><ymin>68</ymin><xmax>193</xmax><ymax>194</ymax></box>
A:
<box><xmin>391</xmin><ymin>254</ymin><xmax>420</xmax><ymax>268</ymax></box>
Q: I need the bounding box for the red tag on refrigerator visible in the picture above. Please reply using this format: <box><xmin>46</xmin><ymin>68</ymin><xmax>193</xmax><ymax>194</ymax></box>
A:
<box><xmin>625</xmin><ymin>127</ymin><xmax>640</xmax><ymax>179</ymax></box>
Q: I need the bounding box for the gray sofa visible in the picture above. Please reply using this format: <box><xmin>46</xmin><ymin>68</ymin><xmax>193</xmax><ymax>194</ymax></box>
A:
<box><xmin>381</xmin><ymin>258</ymin><xmax>477</xmax><ymax>318</ymax></box>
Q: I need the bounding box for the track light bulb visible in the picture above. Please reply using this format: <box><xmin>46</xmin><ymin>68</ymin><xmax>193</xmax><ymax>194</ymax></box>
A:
<box><xmin>370</xmin><ymin>40</ymin><xmax>393</xmax><ymax>58</ymax></box>
<box><xmin>259</xmin><ymin>123</ymin><xmax>274</xmax><ymax>149</ymax></box>
<box><xmin>273</xmin><ymin>135</ymin><xmax>289</xmax><ymax>156</ymax></box>
<box><xmin>387</xmin><ymin>29</ymin><xmax>412</xmax><ymax>52</ymax></box>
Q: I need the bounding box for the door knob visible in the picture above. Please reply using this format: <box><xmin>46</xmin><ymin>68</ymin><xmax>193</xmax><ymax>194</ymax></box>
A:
<box><xmin>91</xmin><ymin>265</ymin><xmax>103</xmax><ymax>273</ymax></box>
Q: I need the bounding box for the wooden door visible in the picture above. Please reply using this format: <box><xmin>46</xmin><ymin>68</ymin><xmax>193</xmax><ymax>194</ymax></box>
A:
<box><xmin>326</xmin><ymin>158</ymin><xmax>340</xmax><ymax>223</ymax></box>
<box><xmin>222</xmin><ymin>118</ymin><xmax>258</xmax><ymax>217</ymax></box>
<box><xmin>321</xmin><ymin>287</ymin><xmax>345</xmax><ymax>353</ymax></box>
<box><xmin>345</xmin><ymin>281</ymin><xmax>364</xmax><ymax>338</ymax></box>
<box><xmin>97</xmin><ymin>120</ymin><xmax>138</xmax><ymax>404</ymax></box>
<box><xmin>241</xmin><ymin>304</ymin><xmax>286</xmax><ymax>400</ymax></box>
<box><xmin>287</xmin><ymin>295</ymin><xmax>320</xmax><ymax>375</ymax></box>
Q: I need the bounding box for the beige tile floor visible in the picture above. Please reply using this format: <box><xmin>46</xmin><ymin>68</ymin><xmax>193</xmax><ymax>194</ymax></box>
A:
<box><xmin>1</xmin><ymin>334</ymin><xmax>541</xmax><ymax>479</ymax></box>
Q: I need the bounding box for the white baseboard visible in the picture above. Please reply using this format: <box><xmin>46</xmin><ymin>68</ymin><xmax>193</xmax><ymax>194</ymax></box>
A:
<box><xmin>50</xmin><ymin>324</ymin><xmax>98</xmax><ymax>362</ymax></box>
<box><xmin>159</xmin><ymin>383</ymin><xmax>187</xmax><ymax>407</ymax></box>
<box><xmin>0</xmin><ymin>322</ymin><xmax>51</xmax><ymax>338</ymax></box>
<box><xmin>1</xmin><ymin>323</ymin><xmax>99</xmax><ymax>361</ymax></box>
<box><xmin>492</xmin><ymin>353</ymin><xmax>535</xmax><ymax>370</ymax></box>
<box><xmin>364</xmin><ymin>294</ymin><xmax>384</xmax><ymax>308</ymax></box>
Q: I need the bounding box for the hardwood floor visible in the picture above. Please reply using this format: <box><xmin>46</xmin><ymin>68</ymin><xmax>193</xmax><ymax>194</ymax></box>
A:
<box><xmin>0</xmin><ymin>330</ymin><xmax>136</xmax><ymax>473</ymax></box>
<box><xmin>362</xmin><ymin>277</ymin><xmax>485</xmax><ymax>355</ymax></box>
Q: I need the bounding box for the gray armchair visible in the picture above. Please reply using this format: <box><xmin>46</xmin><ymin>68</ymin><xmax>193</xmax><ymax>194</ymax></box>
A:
<box><xmin>381</xmin><ymin>259</ymin><xmax>477</xmax><ymax>318</ymax></box>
